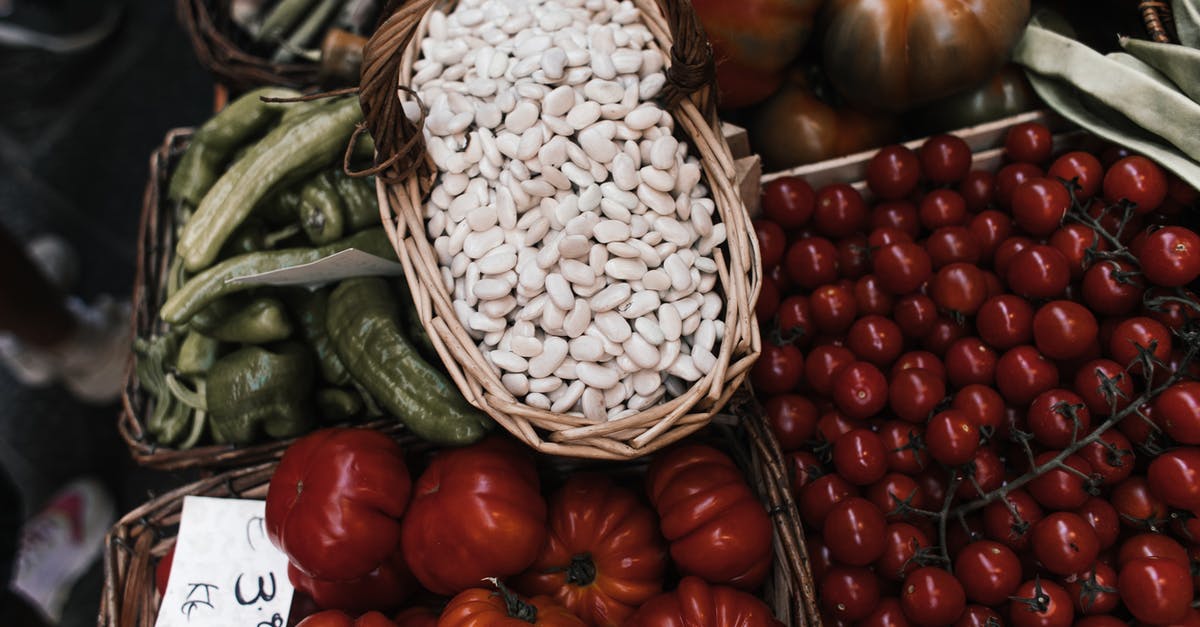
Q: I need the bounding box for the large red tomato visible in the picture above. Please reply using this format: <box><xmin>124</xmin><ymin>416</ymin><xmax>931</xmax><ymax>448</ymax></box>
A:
<box><xmin>439</xmin><ymin>585</ymin><xmax>587</xmax><ymax>626</ymax></box>
<box><xmin>392</xmin><ymin>607</ymin><xmax>438</xmax><ymax>627</ymax></box>
<box><xmin>266</xmin><ymin>428</ymin><xmax>412</xmax><ymax>581</ymax></box>
<box><xmin>692</xmin><ymin>0</ymin><xmax>824</xmax><ymax>109</ymax></box>
<box><xmin>821</xmin><ymin>0</ymin><xmax>1032</xmax><ymax>112</ymax></box>
<box><xmin>296</xmin><ymin>611</ymin><xmax>397</xmax><ymax>627</ymax></box>
<box><xmin>288</xmin><ymin>548</ymin><xmax>415</xmax><ymax>613</ymax></box>
<box><xmin>401</xmin><ymin>437</ymin><xmax>547</xmax><ymax>596</ymax></box>
<box><xmin>624</xmin><ymin>576</ymin><xmax>783</xmax><ymax>627</ymax></box>
<box><xmin>516</xmin><ymin>474</ymin><xmax>667</xmax><ymax>626</ymax></box>
<box><xmin>645</xmin><ymin>444</ymin><xmax>773</xmax><ymax>590</ymax></box>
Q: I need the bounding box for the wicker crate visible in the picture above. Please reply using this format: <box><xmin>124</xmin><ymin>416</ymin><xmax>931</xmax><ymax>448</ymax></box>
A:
<box><xmin>101</xmin><ymin>397</ymin><xmax>819</xmax><ymax>626</ymax></box>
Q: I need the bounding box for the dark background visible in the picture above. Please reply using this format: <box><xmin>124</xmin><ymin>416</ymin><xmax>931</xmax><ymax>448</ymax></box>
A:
<box><xmin>1</xmin><ymin>0</ymin><xmax>214</xmax><ymax>623</ymax></box>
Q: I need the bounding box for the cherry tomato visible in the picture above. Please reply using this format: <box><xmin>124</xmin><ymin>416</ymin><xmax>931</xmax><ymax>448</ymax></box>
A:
<box><xmin>868</xmin><ymin>145</ymin><xmax>922</xmax><ymax>200</ymax></box>
<box><xmin>968</xmin><ymin>210</ymin><xmax>1012</xmax><ymax>260</ymax></box>
<box><xmin>1006</xmin><ymin>122</ymin><xmax>1054</xmax><ymax>164</ymax></box>
<box><xmin>1118</xmin><ymin>533</ymin><xmax>1189</xmax><ymax>569</ymax></box>
<box><xmin>753</xmin><ymin>219</ymin><xmax>786</xmax><ymax>269</ymax></box>
<box><xmin>1109</xmin><ymin>316</ymin><xmax>1171</xmax><ymax>374</ymax></box>
<box><xmin>821</xmin><ymin>566</ymin><xmax>881</xmax><ymax>622</ymax></box>
<box><xmin>931</xmin><ymin>263</ymin><xmax>988</xmax><ymax>316</ymax></box>
<box><xmin>976</xmin><ymin>295</ymin><xmax>1034</xmax><ymax>350</ymax></box>
<box><xmin>750</xmin><ymin>343</ymin><xmax>803</xmax><ymax>395</ymax></box>
<box><xmin>1141</xmin><ymin>226</ymin><xmax>1200</xmax><ymax>287</ymax></box>
<box><xmin>925</xmin><ymin>226</ymin><xmax>982</xmax><ymax>268</ymax></box>
<box><xmin>1063</xmin><ymin>562</ymin><xmax>1120</xmax><ymax>615</ymax></box>
<box><xmin>817</xmin><ymin>409</ymin><xmax>859</xmax><ymax>444</ymax></box>
<box><xmin>1008</xmin><ymin>579</ymin><xmax>1073</xmax><ymax>627</ymax></box>
<box><xmin>833</xmin><ymin>361</ymin><xmax>888</xmax><ymax>420</ymax></box>
<box><xmin>814</xmin><ymin>184</ymin><xmax>868</xmax><ymax>238</ymax></box>
<box><xmin>1049</xmin><ymin>224</ymin><xmax>1106</xmax><ymax>281</ymax></box>
<box><xmin>847</xmin><ymin>315</ymin><xmax>903</xmax><ymax>367</ymax></box>
<box><xmin>876</xmin><ymin>523</ymin><xmax>930</xmax><ymax>581</ymax></box>
<box><xmin>920</xmin><ymin>190</ymin><xmax>969</xmax><ymax>230</ymax></box>
<box><xmin>996</xmin><ymin>346</ymin><xmax>1059</xmax><ymax>407</ymax></box>
<box><xmin>893</xmin><ymin>351</ymin><xmax>947</xmax><ymax>380</ymax></box>
<box><xmin>824</xmin><ymin>497</ymin><xmax>888</xmax><ymax>566</ymax></box>
<box><xmin>901</xmin><ymin>567</ymin><xmax>966</xmax><ymax>627</ymax></box>
<box><xmin>766</xmin><ymin>395</ymin><xmax>818</xmax><ymax>451</ymax></box>
<box><xmin>1158</xmin><ymin>382</ymin><xmax>1200</xmax><ymax>444</ymax></box>
<box><xmin>776</xmin><ymin>295</ymin><xmax>814</xmax><ymax>347</ymax></box>
<box><xmin>944</xmin><ymin>338</ymin><xmax>998</xmax><ymax>389</ymax></box>
<box><xmin>785</xmin><ymin>237</ymin><xmax>839</xmax><ymax>289</ymax></box>
<box><xmin>925</xmin><ymin>410</ymin><xmax>980</xmax><ymax>466</ymax></box>
<box><xmin>833</xmin><ymin>430</ymin><xmax>888</xmax><ymax>486</ymax></box>
<box><xmin>1074</xmin><ymin>497</ymin><xmax>1120</xmax><ymax>550</ymax></box>
<box><xmin>1147</xmin><ymin>447</ymin><xmax>1200</xmax><ymax>510</ymax></box>
<box><xmin>957</xmin><ymin>446</ymin><xmax>1005</xmax><ymax>500</ymax></box>
<box><xmin>1006</xmin><ymin>245</ymin><xmax>1070</xmax><ymax>300</ymax></box>
<box><xmin>763</xmin><ymin>176</ymin><xmax>815</xmax><ymax>229</ymax></box>
<box><xmin>808</xmin><ymin>535</ymin><xmax>834</xmax><ymax>581</ymax></box>
<box><xmin>894</xmin><ymin>295</ymin><xmax>939</xmax><ymax>339</ymax></box>
<box><xmin>952</xmin><ymin>385</ymin><xmax>1005</xmax><ymax>432</ymax></box>
<box><xmin>756</xmin><ymin>275</ymin><xmax>780</xmax><ymax>323</ymax></box>
<box><xmin>995</xmin><ymin>163</ymin><xmax>1044</xmax><ymax>210</ymax></box>
<box><xmin>1111</xmin><ymin>478</ymin><xmax>1169</xmax><ymax>531</ymax></box>
<box><xmin>810</xmin><ymin>284</ymin><xmax>858</xmax><ymax>335</ymax></box>
<box><xmin>955</xmin><ymin>540</ymin><xmax>1021</xmax><ymax>606</ymax></box>
<box><xmin>1144</xmin><ymin>287</ymin><xmax>1200</xmax><ymax>330</ymax></box>
<box><xmin>983</xmin><ymin>489</ymin><xmax>1043</xmax><ymax>551</ymax></box>
<box><xmin>1119</xmin><ymin>557</ymin><xmax>1193</xmax><ymax>624</ymax></box>
<box><xmin>960</xmin><ymin>171</ymin><xmax>996</xmax><ymax>213</ymax></box>
<box><xmin>1032</xmin><ymin>301</ymin><xmax>1098</xmax><ymax>361</ymax></box>
<box><xmin>872</xmin><ymin>200</ymin><xmax>921</xmax><ymax>238</ymax></box>
<box><xmin>867</xmin><ymin>474</ymin><xmax>926</xmax><ymax>522</ymax></box>
<box><xmin>1048</xmin><ymin>151</ymin><xmax>1103</xmax><ymax>200</ymax></box>
<box><xmin>1028</xmin><ymin>452</ymin><xmax>1093</xmax><ymax>510</ymax></box>
<box><xmin>1030</xmin><ymin>512</ymin><xmax>1099</xmax><ymax>575</ymax></box>
<box><xmin>922</xmin><ymin>317</ymin><xmax>971</xmax><ymax>357</ymax></box>
<box><xmin>839</xmin><ymin>235</ymin><xmax>871</xmax><ymax>280</ymax></box>
<box><xmin>787</xmin><ymin>451</ymin><xmax>822</xmax><ymax>495</ymax></box>
<box><xmin>875</xmin><ymin>242</ymin><xmax>933</xmax><ymax>295</ymax></box>
<box><xmin>805</xmin><ymin>345</ymin><xmax>855</xmax><ymax>398</ymax></box>
<box><xmin>954</xmin><ymin>605</ymin><xmax>1002</xmax><ymax>627</ymax></box>
<box><xmin>1104</xmin><ymin>156</ymin><xmax>1168</xmax><ymax>213</ymax></box>
<box><xmin>880</xmin><ymin>421</ymin><xmax>929</xmax><ymax>475</ymax></box>
<box><xmin>1012</xmin><ymin>178</ymin><xmax>1070</xmax><ymax>236</ymax></box>
<box><xmin>993</xmin><ymin>236</ymin><xmax>1035</xmax><ymax>278</ymax></box>
<box><xmin>800</xmin><ymin>474</ymin><xmax>860</xmax><ymax>529</ymax></box>
<box><xmin>861</xmin><ymin>597</ymin><xmax>912</xmax><ymax>627</ymax></box>
<box><xmin>889</xmin><ymin>368</ymin><xmax>946</xmax><ymax>423</ymax></box>
<box><xmin>1073</xmin><ymin>359</ymin><xmax>1134</xmax><ymax>417</ymax></box>
<box><xmin>1027</xmin><ymin>389</ymin><xmax>1091</xmax><ymax>449</ymax></box>
<box><xmin>920</xmin><ymin>135</ymin><xmax>972</xmax><ymax>184</ymax></box>
<box><xmin>1079</xmin><ymin>429</ymin><xmax>1134</xmax><ymax>486</ymax></box>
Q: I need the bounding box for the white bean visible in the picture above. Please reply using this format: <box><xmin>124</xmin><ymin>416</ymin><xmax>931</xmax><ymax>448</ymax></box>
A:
<box><xmin>529</xmin><ymin>336</ymin><xmax>568</xmax><ymax>378</ymax></box>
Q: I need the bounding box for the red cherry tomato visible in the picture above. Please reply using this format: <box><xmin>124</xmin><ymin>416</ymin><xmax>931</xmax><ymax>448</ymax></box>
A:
<box><xmin>1048</xmin><ymin>151</ymin><xmax>1103</xmax><ymax>200</ymax></box>
<box><xmin>1119</xmin><ymin>557</ymin><xmax>1193</xmax><ymax>624</ymax></box>
<box><xmin>880</xmin><ymin>421</ymin><xmax>929</xmax><ymax>475</ymax></box>
<box><xmin>995</xmin><ymin>163</ymin><xmax>1044</xmax><ymax>210</ymax></box>
<box><xmin>776</xmin><ymin>295</ymin><xmax>814</xmax><ymax>347</ymax></box>
<box><xmin>1074</xmin><ymin>497</ymin><xmax>1120</xmax><ymax>550</ymax></box>
<box><xmin>766</xmin><ymin>394</ymin><xmax>818</xmax><ymax>451</ymax></box>
<box><xmin>832</xmin><ymin>361</ymin><xmax>888</xmax><ymax>419</ymax></box>
<box><xmin>753</xmin><ymin>219</ymin><xmax>786</xmax><ymax>269</ymax></box>
<box><xmin>876</xmin><ymin>523</ymin><xmax>930</xmax><ymax>581</ymax></box>
<box><xmin>996</xmin><ymin>346</ymin><xmax>1060</xmax><ymax>407</ymax></box>
<box><xmin>867</xmin><ymin>474</ymin><xmax>926</xmax><ymax>522</ymax></box>
<box><xmin>821</xmin><ymin>566</ymin><xmax>881</xmax><ymax>622</ymax></box>
<box><xmin>800</xmin><ymin>474</ymin><xmax>859</xmax><ymax>528</ymax></box>
<box><xmin>805</xmin><ymin>345</ymin><xmax>855</xmax><ymax>398</ymax></box>
<box><xmin>955</xmin><ymin>605</ymin><xmax>1003</xmax><ymax>627</ymax></box>
<box><xmin>823</xmin><ymin>497</ymin><xmax>888</xmax><ymax>566</ymax></box>
<box><xmin>756</xmin><ymin>274</ymin><xmax>780</xmax><ymax>323</ymax></box>
<box><xmin>861</xmin><ymin>597</ymin><xmax>912</xmax><ymax>627</ymax></box>
<box><xmin>750</xmin><ymin>343</ymin><xmax>803</xmax><ymax>395</ymax></box>
<box><xmin>868</xmin><ymin>145</ymin><xmax>921</xmax><ymax>200</ymax></box>
<box><xmin>1141</xmin><ymin>226</ymin><xmax>1200</xmax><ymax>287</ymax></box>
<box><xmin>976</xmin><ymin>295</ymin><xmax>1034</xmax><ymax>351</ymax></box>
<box><xmin>925</xmin><ymin>226</ymin><xmax>982</xmax><ymax>268</ymax></box>
<box><xmin>1005</xmin><ymin>122</ymin><xmax>1054</xmax><ymax>164</ymax></box>
<box><xmin>1030</xmin><ymin>512</ymin><xmax>1100</xmax><ymax>575</ymax></box>
<box><xmin>813</xmin><ymin>184</ymin><xmax>868</xmax><ymax>239</ymax></box>
<box><xmin>785</xmin><ymin>237</ymin><xmax>839</xmax><ymax>289</ymax></box>
<box><xmin>1050</xmin><ymin>224</ymin><xmax>1106</xmax><ymax>281</ymax></box>
<box><xmin>1111</xmin><ymin>478</ymin><xmax>1169</xmax><ymax>531</ymax></box>
<box><xmin>952</xmin><ymin>385</ymin><xmax>1005</xmax><ymax>432</ymax></box>
<box><xmin>1028</xmin><ymin>452</ymin><xmax>1093</xmax><ymax>510</ymax></box>
<box><xmin>894</xmin><ymin>294</ymin><xmax>939</xmax><ymax>339</ymax></box>
<box><xmin>1104</xmin><ymin>156</ymin><xmax>1168</xmax><ymax>213</ymax></box>
<box><xmin>901</xmin><ymin>567</ymin><xmax>966</xmax><ymax>627</ymax></box>
<box><xmin>955</xmin><ymin>540</ymin><xmax>1022</xmax><ymax>606</ymax></box>
<box><xmin>920</xmin><ymin>135</ymin><xmax>972</xmax><ymax>184</ymax></box>
<box><xmin>889</xmin><ymin>368</ymin><xmax>946</xmax><ymax>424</ymax></box>
<box><xmin>944</xmin><ymin>338</ymin><xmax>998</xmax><ymax>389</ymax></box>
<box><xmin>1079</xmin><ymin>429</ymin><xmax>1134</xmax><ymax>486</ymax></box>
<box><xmin>1063</xmin><ymin>563</ymin><xmax>1120</xmax><ymax>615</ymax></box>
<box><xmin>1147</xmin><ymin>447</ymin><xmax>1200</xmax><ymax>510</ymax></box>
<box><xmin>874</xmin><ymin>242</ymin><xmax>933</xmax><ymax>295</ymax></box>
<box><xmin>833</xmin><ymin>429</ymin><xmax>888</xmax><ymax>486</ymax></box>
<box><xmin>925</xmin><ymin>410</ymin><xmax>980</xmax><ymax>466</ymax></box>
<box><xmin>968</xmin><ymin>210</ymin><xmax>1012</xmax><ymax>260</ymax></box>
<box><xmin>983</xmin><ymin>489</ymin><xmax>1043</xmax><ymax>551</ymax></box>
<box><xmin>920</xmin><ymin>189</ymin><xmax>969</xmax><ymax>230</ymax></box>
<box><xmin>1012</xmin><ymin>178</ymin><xmax>1070</xmax><ymax>236</ymax></box>
<box><xmin>1009</xmin><ymin>579</ymin><xmax>1073</xmax><ymax>627</ymax></box>
<box><xmin>1158</xmin><ymin>382</ymin><xmax>1200</xmax><ymax>444</ymax></box>
<box><xmin>1073</xmin><ymin>359</ymin><xmax>1134</xmax><ymax>417</ymax></box>
<box><xmin>1083</xmin><ymin>260</ymin><xmax>1145</xmax><ymax>316</ymax></box>
<box><xmin>762</xmin><ymin>176</ymin><xmax>815</xmax><ymax>229</ymax></box>
<box><xmin>931</xmin><ymin>263</ymin><xmax>988</xmax><ymax>316</ymax></box>
<box><xmin>872</xmin><ymin>200</ymin><xmax>921</xmax><ymax>238</ymax></box>
<box><xmin>1006</xmin><ymin>245</ymin><xmax>1070</xmax><ymax>300</ymax></box>
<box><xmin>1032</xmin><ymin>301</ymin><xmax>1098</xmax><ymax>361</ymax></box>
<box><xmin>1027</xmin><ymin>389</ymin><xmax>1091</xmax><ymax>449</ymax></box>
<box><xmin>960</xmin><ymin>171</ymin><xmax>996</xmax><ymax>213</ymax></box>
<box><xmin>847</xmin><ymin>315</ymin><xmax>903</xmax><ymax>367</ymax></box>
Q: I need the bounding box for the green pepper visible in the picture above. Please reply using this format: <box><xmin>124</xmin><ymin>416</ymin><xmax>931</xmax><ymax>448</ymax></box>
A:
<box><xmin>272</xmin><ymin>0</ymin><xmax>341</xmax><ymax>63</ymax></box>
<box><xmin>161</xmin><ymin>228</ymin><xmax>396</xmax><ymax>325</ymax></box>
<box><xmin>327</xmin><ymin>277</ymin><xmax>490</xmax><ymax>446</ymax></box>
<box><xmin>317</xmin><ymin>387</ymin><xmax>363</xmax><ymax>422</ymax></box>
<box><xmin>177</xmin><ymin>96</ymin><xmax>363</xmax><ymax>272</ymax></box>
<box><xmin>286</xmin><ymin>288</ymin><xmax>351</xmax><ymax>385</ymax></box>
<box><xmin>169</xmin><ymin>87</ymin><xmax>300</xmax><ymax>208</ymax></box>
<box><xmin>177</xmin><ymin>331</ymin><xmax>222</xmax><ymax>376</ymax></box>
<box><xmin>398</xmin><ymin>283</ymin><xmax>438</xmax><ymax>361</ymax></box>
<box><xmin>255</xmin><ymin>0</ymin><xmax>319</xmax><ymax>43</ymax></box>
<box><xmin>207</xmin><ymin>297</ymin><xmax>293</xmax><ymax>344</ymax></box>
<box><xmin>206</xmin><ymin>342</ymin><xmax>315</xmax><ymax>445</ymax></box>
<box><xmin>298</xmin><ymin>173</ymin><xmax>346</xmax><ymax>245</ymax></box>
<box><xmin>332</xmin><ymin>170</ymin><xmax>380</xmax><ymax>232</ymax></box>
<box><xmin>220</xmin><ymin>221</ymin><xmax>267</xmax><ymax>257</ymax></box>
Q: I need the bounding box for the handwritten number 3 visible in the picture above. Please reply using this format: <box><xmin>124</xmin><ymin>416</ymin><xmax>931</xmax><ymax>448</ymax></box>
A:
<box><xmin>234</xmin><ymin>572</ymin><xmax>277</xmax><ymax>605</ymax></box>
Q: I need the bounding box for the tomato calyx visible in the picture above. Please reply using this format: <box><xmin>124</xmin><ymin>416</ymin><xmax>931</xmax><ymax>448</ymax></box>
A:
<box><xmin>1069</xmin><ymin>567</ymin><xmax>1118</xmax><ymax>613</ymax></box>
<box><xmin>553</xmin><ymin>553</ymin><xmax>598</xmax><ymax>587</ymax></box>
<box><xmin>1010</xmin><ymin>575</ymin><xmax>1053</xmax><ymax>613</ymax></box>
<box><xmin>490</xmin><ymin>578</ymin><xmax>540</xmax><ymax>624</ymax></box>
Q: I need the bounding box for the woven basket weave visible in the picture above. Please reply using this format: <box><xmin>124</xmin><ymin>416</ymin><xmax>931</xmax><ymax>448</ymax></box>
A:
<box><xmin>100</xmin><ymin>398</ymin><xmax>819</xmax><ymax>626</ymax></box>
<box><xmin>356</xmin><ymin>0</ymin><xmax>763</xmax><ymax>460</ymax></box>
<box><xmin>177</xmin><ymin>0</ymin><xmax>322</xmax><ymax>91</ymax></box>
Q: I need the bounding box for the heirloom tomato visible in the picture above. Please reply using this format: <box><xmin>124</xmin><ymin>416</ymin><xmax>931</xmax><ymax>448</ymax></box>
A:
<box><xmin>625</xmin><ymin>576</ymin><xmax>782</xmax><ymax>627</ymax></box>
<box><xmin>439</xmin><ymin>584</ymin><xmax>586</xmax><ymax>626</ymax></box>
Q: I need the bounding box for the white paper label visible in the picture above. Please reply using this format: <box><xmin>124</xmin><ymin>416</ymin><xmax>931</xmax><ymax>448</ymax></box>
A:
<box><xmin>155</xmin><ymin>496</ymin><xmax>293</xmax><ymax>627</ymax></box>
<box><xmin>226</xmin><ymin>249</ymin><xmax>404</xmax><ymax>288</ymax></box>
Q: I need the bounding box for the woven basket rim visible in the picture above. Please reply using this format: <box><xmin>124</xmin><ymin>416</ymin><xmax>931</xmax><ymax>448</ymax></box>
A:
<box><xmin>359</xmin><ymin>0</ymin><xmax>764</xmax><ymax>460</ymax></box>
<box><xmin>100</xmin><ymin>403</ymin><xmax>818</xmax><ymax>627</ymax></box>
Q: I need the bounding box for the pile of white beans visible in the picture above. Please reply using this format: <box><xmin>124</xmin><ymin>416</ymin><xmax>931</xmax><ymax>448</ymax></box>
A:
<box><xmin>413</xmin><ymin>0</ymin><xmax>726</xmax><ymax>422</ymax></box>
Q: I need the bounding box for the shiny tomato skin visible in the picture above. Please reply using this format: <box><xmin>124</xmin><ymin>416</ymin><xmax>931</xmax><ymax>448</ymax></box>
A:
<box><xmin>920</xmin><ymin>189</ymin><xmax>969</xmax><ymax>230</ymax></box>
<box><xmin>983</xmin><ymin>489</ymin><xmax>1043</xmax><ymax>551</ymax></box>
<box><xmin>1144</xmin><ymin>287</ymin><xmax>1200</xmax><ymax>330</ymax></box>
<box><xmin>623</xmin><ymin>576</ymin><xmax>780</xmax><ymax>627</ymax></box>
<box><xmin>954</xmin><ymin>605</ymin><xmax>1002</xmax><ymax>627</ymax></box>
<box><xmin>926</xmin><ymin>226</ymin><xmax>982</xmax><ymax>268</ymax></box>
<box><xmin>1006</xmin><ymin>122</ymin><xmax>1054</xmax><ymax>164</ymax></box>
<box><xmin>646</xmin><ymin>445</ymin><xmax>773</xmax><ymax>590</ymax></box>
<box><xmin>813</xmin><ymin>183</ymin><xmax>868</xmax><ymax>239</ymax></box>
<box><xmin>976</xmin><ymin>295</ymin><xmax>1034</xmax><ymax>351</ymax></box>
<box><xmin>848</xmin><ymin>314</ymin><xmax>903</xmax><ymax>367</ymax></box>
<box><xmin>288</xmin><ymin>550</ymin><xmax>415</xmax><ymax>613</ymax></box>
<box><xmin>1028</xmin><ymin>452</ymin><xmax>1093</xmax><ymax>510</ymax></box>
<box><xmin>776</xmin><ymin>295</ymin><xmax>814</xmax><ymax>347</ymax></box>
<box><xmin>931</xmin><ymin>263</ymin><xmax>988</xmax><ymax>316</ymax></box>
<box><xmin>1027</xmin><ymin>388</ymin><xmax>1091</xmax><ymax>449</ymax></box>
<box><xmin>1032</xmin><ymin>301</ymin><xmax>1098</xmax><ymax>361</ymax></box>
<box><xmin>810</xmin><ymin>283</ymin><xmax>858</xmax><ymax>335</ymax></box>
<box><xmin>944</xmin><ymin>338</ymin><xmax>998</xmax><ymax>389</ymax></box>
<box><xmin>892</xmin><ymin>351</ymin><xmax>947</xmax><ymax>380</ymax></box>
<box><xmin>1048</xmin><ymin>151</ymin><xmax>1103</xmax><ymax>200</ymax></box>
<box><xmin>1073</xmin><ymin>359</ymin><xmax>1134</xmax><ymax>417</ymax></box>
<box><xmin>894</xmin><ymin>295</ymin><xmax>939</xmax><ymax>339</ymax></box>
<box><xmin>808</xmin><ymin>535</ymin><xmax>834</xmax><ymax>582</ymax></box>
<box><xmin>952</xmin><ymin>385</ymin><xmax>1005</xmax><ymax>432</ymax></box>
<box><xmin>1079</xmin><ymin>429</ymin><xmax>1134</xmax><ymax>486</ymax></box>
<box><xmin>1141</xmin><ymin>226</ymin><xmax>1200</xmax><ymax>287</ymax></box>
<box><xmin>1011</xmin><ymin>178</ymin><xmax>1070</xmax><ymax>236</ymax></box>
<box><xmin>875</xmin><ymin>242</ymin><xmax>933</xmax><ymax>295</ymax></box>
<box><xmin>1063</xmin><ymin>562</ymin><xmax>1120</xmax><ymax>615</ymax></box>
<box><xmin>992</xmin><ymin>236</ymin><xmax>1035</xmax><ymax>278</ymax></box>
<box><xmin>1082</xmin><ymin>260</ymin><xmax>1145</xmax><ymax>316</ymax></box>
<box><xmin>1049</xmin><ymin>224</ymin><xmax>1106</xmax><ymax>281</ymax></box>
<box><xmin>832</xmin><ymin>361</ymin><xmax>888</xmax><ymax>419</ymax></box>
<box><xmin>996</xmin><ymin>346</ymin><xmax>1059</xmax><ymax>407</ymax></box>
<box><xmin>925</xmin><ymin>410</ymin><xmax>980</xmax><ymax>466</ymax></box>
<box><xmin>901</xmin><ymin>567</ymin><xmax>967</xmax><ymax>627</ymax></box>
<box><xmin>1147</xmin><ymin>447</ymin><xmax>1200</xmax><ymax>510</ymax></box>
<box><xmin>995</xmin><ymin>163</ymin><xmax>1044</xmax><ymax>210</ymax></box>
<box><xmin>800</xmin><ymin>473</ymin><xmax>859</xmax><ymax>529</ymax></box>
<box><xmin>762</xmin><ymin>176</ymin><xmax>815</xmax><ymax>229</ymax></box>
<box><xmin>876</xmin><ymin>523</ymin><xmax>930</xmax><ymax>581</ymax></box>
<box><xmin>786</xmin><ymin>237</ymin><xmax>839</xmax><ymax>289</ymax></box>
<box><xmin>1030</xmin><ymin>512</ymin><xmax>1099</xmax><ymax>575</ymax></box>
<box><xmin>890</xmin><ymin>368</ymin><xmax>946</xmax><ymax>424</ymax></box>
<box><xmin>867</xmin><ymin>474</ymin><xmax>926</xmax><ymax>522</ymax></box>
<box><xmin>954</xmin><ymin>540</ymin><xmax>1021</xmax><ymax>606</ymax></box>
<box><xmin>750</xmin><ymin>343</ymin><xmax>803</xmax><ymax>395</ymax></box>
<box><xmin>868</xmin><ymin>145</ymin><xmax>922</xmax><ymax>200</ymax></box>
<box><xmin>833</xmin><ymin>429</ymin><xmax>888</xmax><ymax>485</ymax></box>
<box><xmin>1119</xmin><ymin>557</ymin><xmax>1193</xmax><ymax>625</ymax></box>
<box><xmin>787</xmin><ymin>450</ymin><xmax>822</xmax><ymax>497</ymax></box>
<box><xmin>1118</xmin><ymin>533</ymin><xmax>1189</xmax><ymax>568</ymax></box>
<box><xmin>805</xmin><ymin>345</ymin><xmax>855</xmax><ymax>398</ymax></box>
<box><xmin>872</xmin><ymin>200</ymin><xmax>921</xmax><ymax>238</ymax></box>
<box><xmin>1073</xmin><ymin>497</ymin><xmax>1120</xmax><ymax>550</ymax></box>
<box><xmin>1104</xmin><ymin>155</ymin><xmax>1168</xmax><ymax>213</ymax></box>
<box><xmin>960</xmin><ymin>170</ymin><xmax>996</xmax><ymax>212</ymax></box>
<box><xmin>756</xmin><ymin>274</ymin><xmax>780</xmax><ymax>323</ymax></box>
<box><xmin>1111</xmin><ymin>478</ymin><xmax>1170</xmax><ymax>532</ymax></box>
<box><xmin>766</xmin><ymin>394</ymin><xmax>818</xmax><ymax>451</ymax></box>
<box><xmin>1157</xmin><ymin>382</ymin><xmax>1200</xmax><ymax>444</ymax></box>
<box><xmin>920</xmin><ymin>135</ymin><xmax>973</xmax><ymax>184</ymax></box>
<box><xmin>1109</xmin><ymin>316</ymin><xmax>1171</xmax><ymax>374</ymax></box>
<box><xmin>393</xmin><ymin>607</ymin><xmax>438</xmax><ymax>627</ymax></box>
<box><xmin>753</xmin><ymin>219</ymin><xmax>787</xmax><ymax>269</ymax></box>
<box><xmin>1006</xmin><ymin>245</ymin><xmax>1070</xmax><ymax>300</ymax></box>
<box><xmin>968</xmin><ymin>210</ymin><xmax>1012</xmax><ymax>260</ymax></box>
<box><xmin>1008</xmin><ymin>579</ymin><xmax>1073</xmax><ymax>627</ymax></box>
<box><xmin>922</xmin><ymin>317</ymin><xmax>972</xmax><ymax>358</ymax></box>
<box><xmin>820</xmin><ymin>567</ymin><xmax>881</xmax><ymax>622</ymax></box>
<box><xmin>823</xmin><ymin>497</ymin><xmax>887</xmax><ymax>566</ymax></box>
<box><xmin>839</xmin><ymin>234</ymin><xmax>872</xmax><ymax>280</ymax></box>
<box><xmin>861</xmin><ymin>598</ymin><xmax>912</xmax><ymax>627</ymax></box>
<box><xmin>880</xmin><ymin>421</ymin><xmax>929</xmax><ymax>475</ymax></box>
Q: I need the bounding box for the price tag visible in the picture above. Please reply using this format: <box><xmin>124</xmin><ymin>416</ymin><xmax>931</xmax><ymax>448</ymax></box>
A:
<box><xmin>225</xmin><ymin>249</ymin><xmax>404</xmax><ymax>288</ymax></box>
<box><xmin>155</xmin><ymin>496</ymin><xmax>294</xmax><ymax>627</ymax></box>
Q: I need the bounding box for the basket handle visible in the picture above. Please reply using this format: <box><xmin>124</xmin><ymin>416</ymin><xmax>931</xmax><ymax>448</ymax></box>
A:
<box><xmin>357</xmin><ymin>0</ymin><xmax>716</xmax><ymax>183</ymax></box>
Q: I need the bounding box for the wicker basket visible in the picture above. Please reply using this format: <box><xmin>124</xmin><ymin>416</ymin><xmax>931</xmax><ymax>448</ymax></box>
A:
<box><xmin>119</xmin><ymin>129</ymin><xmax>403</xmax><ymax>470</ymax></box>
<box><xmin>100</xmin><ymin>396</ymin><xmax>818</xmax><ymax>627</ymax></box>
<box><xmin>356</xmin><ymin>0</ymin><xmax>763</xmax><ymax>460</ymax></box>
<box><xmin>177</xmin><ymin>0</ymin><xmax>323</xmax><ymax>91</ymax></box>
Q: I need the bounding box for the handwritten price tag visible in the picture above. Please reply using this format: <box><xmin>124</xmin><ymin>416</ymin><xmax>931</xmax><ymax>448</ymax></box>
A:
<box><xmin>155</xmin><ymin>496</ymin><xmax>294</xmax><ymax>627</ymax></box>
